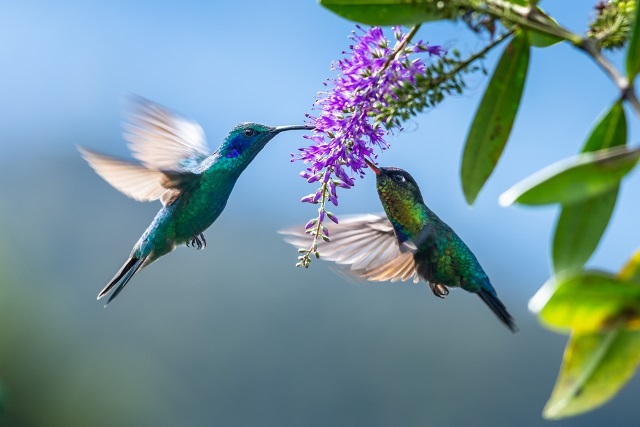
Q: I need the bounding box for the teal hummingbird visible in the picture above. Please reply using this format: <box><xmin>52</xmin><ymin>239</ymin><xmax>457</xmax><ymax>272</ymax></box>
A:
<box><xmin>282</xmin><ymin>160</ymin><xmax>517</xmax><ymax>332</ymax></box>
<box><xmin>80</xmin><ymin>97</ymin><xmax>311</xmax><ymax>305</ymax></box>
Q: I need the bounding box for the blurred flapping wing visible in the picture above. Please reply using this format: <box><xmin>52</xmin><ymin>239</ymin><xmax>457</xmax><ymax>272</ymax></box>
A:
<box><xmin>280</xmin><ymin>213</ymin><xmax>420</xmax><ymax>283</ymax></box>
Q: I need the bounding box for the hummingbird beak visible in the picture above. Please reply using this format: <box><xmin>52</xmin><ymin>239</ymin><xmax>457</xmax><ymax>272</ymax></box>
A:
<box><xmin>364</xmin><ymin>159</ymin><xmax>381</xmax><ymax>175</ymax></box>
<box><xmin>272</xmin><ymin>124</ymin><xmax>315</xmax><ymax>134</ymax></box>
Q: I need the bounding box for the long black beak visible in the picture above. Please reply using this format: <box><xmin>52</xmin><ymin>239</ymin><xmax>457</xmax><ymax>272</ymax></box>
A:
<box><xmin>364</xmin><ymin>159</ymin><xmax>381</xmax><ymax>175</ymax></box>
<box><xmin>272</xmin><ymin>124</ymin><xmax>315</xmax><ymax>133</ymax></box>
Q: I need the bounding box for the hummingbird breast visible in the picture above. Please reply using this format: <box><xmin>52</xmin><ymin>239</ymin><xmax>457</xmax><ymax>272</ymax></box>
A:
<box><xmin>172</xmin><ymin>173</ymin><xmax>236</xmax><ymax>241</ymax></box>
<box><xmin>377</xmin><ymin>187</ymin><xmax>426</xmax><ymax>242</ymax></box>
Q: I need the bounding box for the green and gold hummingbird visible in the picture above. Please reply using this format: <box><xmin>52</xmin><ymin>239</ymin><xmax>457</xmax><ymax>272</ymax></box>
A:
<box><xmin>282</xmin><ymin>160</ymin><xmax>517</xmax><ymax>332</ymax></box>
<box><xmin>80</xmin><ymin>97</ymin><xmax>311</xmax><ymax>305</ymax></box>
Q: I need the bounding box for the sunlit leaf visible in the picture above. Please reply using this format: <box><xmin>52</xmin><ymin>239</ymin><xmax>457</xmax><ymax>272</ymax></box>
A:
<box><xmin>529</xmin><ymin>271</ymin><xmax>640</xmax><ymax>332</ymax></box>
<box><xmin>461</xmin><ymin>33</ymin><xmax>530</xmax><ymax>204</ymax></box>
<box><xmin>552</xmin><ymin>101</ymin><xmax>627</xmax><ymax>273</ymax></box>
<box><xmin>540</xmin><ymin>250</ymin><xmax>640</xmax><ymax>419</ymax></box>
<box><xmin>319</xmin><ymin>0</ymin><xmax>443</xmax><ymax>26</ymax></box>
<box><xmin>619</xmin><ymin>249</ymin><xmax>640</xmax><ymax>282</ymax></box>
<box><xmin>499</xmin><ymin>146</ymin><xmax>640</xmax><ymax>206</ymax></box>
<box><xmin>543</xmin><ymin>327</ymin><xmax>640</xmax><ymax>419</ymax></box>
<box><xmin>626</xmin><ymin>1</ymin><xmax>640</xmax><ymax>79</ymax></box>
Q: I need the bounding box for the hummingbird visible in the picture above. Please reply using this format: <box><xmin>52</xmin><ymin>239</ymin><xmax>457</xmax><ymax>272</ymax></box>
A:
<box><xmin>282</xmin><ymin>160</ymin><xmax>517</xmax><ymax>332</ymax></box>
<box><xmin>80</xmin><ymin>96</ymin><xmax>312</xmax><ymax>305</ymax></box>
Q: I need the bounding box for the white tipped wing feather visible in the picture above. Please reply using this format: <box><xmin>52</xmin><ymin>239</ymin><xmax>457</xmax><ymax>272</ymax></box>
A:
<box><xmin>79</xmin><ymin>147</ymin><xmax>179</xmax><ymax>204</ymax></box>
<box><xmin>280</xmin><ymin>213</ymin><xmax>420</xmax><ymax>283</ymax></box>
<box><xmin>124</xmin><ymin>96</ymin><xmax>210</xmax><ymax>170</ymax></box>
<box><xmin>79</xmin><ymin>97</ymin><xmax>212</xmax><ymax>205</ymax></box>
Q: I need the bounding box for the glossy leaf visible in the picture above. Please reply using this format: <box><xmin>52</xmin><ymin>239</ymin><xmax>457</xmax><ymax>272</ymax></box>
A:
<box><xmin>319</xmin><ymin>0</ymin><xmax>442</xmax><ymax>26</ymax></box>
<box><xmin>552</xmin><ymin>101</ymin><xmax>627</xmax><ymax>273</ymax></box>
<box><xmin>626</xmin><ymin>1</ymin><xmax>640</xmax><ymax>79</ymax></box>
<box><xmin>499</xmin><ymin>146</ymin><xmax>640</xmax><ymax>206</ymax></box>
<box><xmin>543</xmin><ymin>328</ymin><xmax>640</xmax><ymax>419</ymax></box>
<box><xmin>461</xmin><ymin>33</ymin><xmax>530</xmax><ymax>204</ymax></box>
<box><xmin>529</xmin><ymin>271</ymin><xmax>640</xmax><ymax>332</ymax></box>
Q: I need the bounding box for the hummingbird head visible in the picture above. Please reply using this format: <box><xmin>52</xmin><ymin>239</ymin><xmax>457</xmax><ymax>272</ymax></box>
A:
<box><xmin>219</xmin><ymin>122</ymin><xmax>312</xmax><ymax>166</ymax></box>
<box><xmin>365</xmin><ymin>160</ymin><xmax>425</xmax><ymax>205</ymax></box>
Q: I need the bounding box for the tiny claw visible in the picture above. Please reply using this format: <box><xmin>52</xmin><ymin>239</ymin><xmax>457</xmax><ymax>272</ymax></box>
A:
<box><xmin>186</xmin><ymin>234</ymin><xmax>207</xmax><ymax>250</ymax></box>
<box><xmin>429</xmin><ymin>282</ymin><xmax>449</xmax><ymax>298</ymax></box>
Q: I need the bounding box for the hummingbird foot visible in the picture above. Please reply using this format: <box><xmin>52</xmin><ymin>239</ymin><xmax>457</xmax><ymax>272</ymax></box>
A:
<box><xmin>429</xmin><ymin>282</ymin><xmax>449</xmax><ymax>298</ymax></box>
<box><xmin>187</xmin><ymin>233</ymin><xmax>207</xmax><ymax>250</ymax></box>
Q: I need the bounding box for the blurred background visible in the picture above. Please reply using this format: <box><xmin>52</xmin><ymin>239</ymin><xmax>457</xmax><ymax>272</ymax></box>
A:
<box><xmin>1</xmin><ymin>1</ymin><xmax>640</xmax><ymax>426</ymax></box>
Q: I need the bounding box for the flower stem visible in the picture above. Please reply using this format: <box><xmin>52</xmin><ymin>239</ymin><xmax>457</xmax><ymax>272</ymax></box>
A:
<box><xmin>383</xmin><ymin>24</ymin><xmax>422</xmax><ymax>70</ymax></box>
<box><xmin>298</xmin><ymin>181</ymin><xmax>328</xmax><ymax>268</ymax></box>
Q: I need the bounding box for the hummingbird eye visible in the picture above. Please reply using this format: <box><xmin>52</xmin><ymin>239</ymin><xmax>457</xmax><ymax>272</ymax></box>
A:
<box><xmin>392</xmin><ymin>174</ymin><xmax>406</xmax><ymax>183</ymax></box>
<box><xmin>243</xmin><ymin>128</ymin><xmax>256</xmax><ymax>137</ymax></box>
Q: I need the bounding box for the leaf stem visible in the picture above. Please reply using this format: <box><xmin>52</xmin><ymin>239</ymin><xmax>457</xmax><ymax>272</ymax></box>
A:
<box><xmin>578</xmin><ymin>38</ymin><xmax>640</xmax><ymax>120</ymax></box>
<box><xmin>383</xmin><ymin>24</ymin><xmax>422</xmax><ymax>70</ymax></box>
<box><xmin>481</xmin><ymin>0</ymin><xmax>582</xmax><ymax>45</ymax></box>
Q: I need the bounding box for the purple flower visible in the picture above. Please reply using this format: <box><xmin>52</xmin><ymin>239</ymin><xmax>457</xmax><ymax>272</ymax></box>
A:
<box><xmin>292</xmin><ymin>25</ymin><xmax>443</xmax><ymax>267</ymax></box>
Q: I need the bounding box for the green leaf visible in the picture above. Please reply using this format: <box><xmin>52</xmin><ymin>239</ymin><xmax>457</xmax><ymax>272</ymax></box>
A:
<box><xmin>582</xmin><ymin>101</ymin><xmax>627</xmax><ymax>153</ymax></box>
<box><xmin>626</xmin><ymin>0</ymin><xmax>640</xmax><ymax>79</ymax></box>
<box><xmin>543</xmin><ymin>328</ymin><xmax>640</xmax><ymax>419</ymax></box>
<box><xmin>529</xmin><ymin>11</ymin><xmax>563</xmax><ymax>48</ymax></box>
<box><xmin>552</xmin><ymin>101</ymin><xmax>627</xmax><ymax>273</ymax></box>
<box><xmin>499</xmin><ymin>146</ymin><xmax>640</xmax><ymax>206</ymax></box>
<box><xmin>529</xmin><ymin>271</ymin><xmax>640</xmax><ymax>332</ymax></box>
<box><xmin>319</xmin><ymin>0</ymin><xmax>443</xmax><ymax>26</ymax></box>
<box><xmin>553</xmin><ymin>187</ymin><xmax>619</xmax><ymax>273</ymax></box>
<box><xmin>619</xmin><ymin>249</ymin><xmax>640</xmax><ymax>283</ymax></box>
<box><xmin>461</xmin><ymin>33</ymin><xmax>530</xmax><ymax>204</ymax></box>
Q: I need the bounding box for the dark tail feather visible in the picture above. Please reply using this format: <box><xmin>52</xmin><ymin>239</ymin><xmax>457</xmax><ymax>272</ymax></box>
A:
<box><xmin>477</xmin><ymin>289</ymin><xmax>518</xmax><ymax>333</ymax></box>
<box><xmin>97</xmin><ymin>256</ymin><xmax>145</xmax><ymax>306</ymax></box>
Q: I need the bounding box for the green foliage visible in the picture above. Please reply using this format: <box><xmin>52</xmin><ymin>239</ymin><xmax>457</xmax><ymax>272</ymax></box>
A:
<box><xmin>543</xmin><ymin>328</ymin><xmax>640</xmax><ymax>419</ymax></box>
<box><xmin>530</xmin><ymin>251</ymin><xmax>640</xmax><ymax>419</ymax></box>
<box><xmin>318</xmin><ymin>0</ymin><xmax>454</xmax><ymax>26</ymax></box>
<box><xmin>530</xmin><ymin>271</ymin><xmax>640</xmax><ymax>333</ymax></box>
<box><xmin>528</xmin><ymin>8</ymin><xmax>563</xmax><ymax>47</ymax></box>
<box><xmin>461</xmin><ymin>32</ymin><xmax>529</xmax><ymax>204</ymax></box>
<box><xmin>552</xmin><ymin>190</ymin><xmax>619</xmax><ymax>273</ymax></box>
<box><xmin>552</xmin><ymin>101</ymin><xmax>627</xmax><ymax>273</ymax></box>
<box><xmin>499</xmin><ymin>146</ymin><xmax>640</xmax><ymax>206</ymax></box>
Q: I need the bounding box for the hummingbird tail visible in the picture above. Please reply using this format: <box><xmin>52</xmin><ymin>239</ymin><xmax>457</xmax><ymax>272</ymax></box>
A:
<box><xmin>477</xmin><ymin>289</ymin><xmax>518</xmax><ymax>333</ymax></box>
<box><xmin>97</xmin><ymin>256</ymin><xmax>146</xmax><ymax>306</ymax></box>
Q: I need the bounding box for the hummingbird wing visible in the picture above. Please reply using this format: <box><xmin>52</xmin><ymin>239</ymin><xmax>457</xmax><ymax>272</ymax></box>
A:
<box><xmin>280</xmin><ymin>213</ymin><xmax>421</xmax><ymax>283</ymax></box>
<box><xmin>124</xmin><ymin>96</ymin><xmax>210</xmax><ymax>170</ymax></box>
<box><xmin>78</xmin><ymin>147</ymin><xmax>180</xmax><ymax>204</ymax></box>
